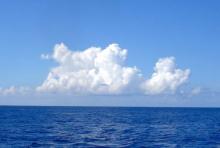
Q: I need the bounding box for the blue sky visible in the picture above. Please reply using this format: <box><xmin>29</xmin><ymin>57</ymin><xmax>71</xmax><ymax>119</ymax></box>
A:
<box><xmin>0</xmin><ymin>0</ymin><xmax>220</xmax><ymax>106</ymax></box>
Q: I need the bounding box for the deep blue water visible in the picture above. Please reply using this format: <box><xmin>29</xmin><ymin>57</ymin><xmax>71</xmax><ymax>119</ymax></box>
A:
<box><xmin>0</xmin><ymin>107</ymin><xmax>220</xmax><ymax>147</ymax></box>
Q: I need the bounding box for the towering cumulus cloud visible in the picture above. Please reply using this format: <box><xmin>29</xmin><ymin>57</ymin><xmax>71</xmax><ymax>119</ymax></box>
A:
<box><xmin>38</xmin><ymin>43</ymin><xmax>190</xmax><ymax>95</ymax></box>
<box><xmin>142</xmin><ymin>57</ymin><xmax>190</xmax><ymax>94</ymax></box>
<box><xmin>37</xmin><ymin>43</ymin><xmax>141</xmax><ymax>94</ymax></box>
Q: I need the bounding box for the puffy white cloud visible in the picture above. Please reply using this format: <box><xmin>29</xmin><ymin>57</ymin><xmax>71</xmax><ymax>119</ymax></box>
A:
<box><xmin>37</xmin><ymin>43</ymin><xmax>141</xmax><ymax>94</ymax></box>
<box><xmin>141</xmin><ymin>57</ymin><xmax>190</xmax><ymax>94</ymax></box>
<box><xmin>37</xmin><ymin>43</ymin><xmax>190</xmax><ymax>95</ymax></box>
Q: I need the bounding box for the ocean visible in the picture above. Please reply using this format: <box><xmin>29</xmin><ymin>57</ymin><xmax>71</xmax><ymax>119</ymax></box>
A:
<box><xmin>0</xmin><ymin>106</ymin><xmax>220</xmax><ymax>147</ymax></box>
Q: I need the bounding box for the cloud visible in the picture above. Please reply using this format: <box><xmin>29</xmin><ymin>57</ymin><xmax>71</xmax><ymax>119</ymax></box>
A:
<box><xmin>191</xmin><ymin>87</ymin><xmax>202</xmax><ymax>95</ymax></box>
<box><xmin>0</xmin><ymin>86</ymin><xmax>31</xmax><ymax>95</ymax></box>
<box><xmin>0</xmin><ymin>44</ymin><xmax>191</xmax><ymax>97</ymax></box>
<box><xmin>37</xmin><ymin>43</ymin><xmax>142</xmax><ymax>94</ymax></box>
<box><xmin>37</xmin><ymin>43</ymin><xmax>190</xmax><ymax>95</ymax></box>
<box><xmin>141</xmin><ymin>57</ymin><xmax>190</xmax><ymax>94</ymax></box>
<box><xmin>41</xmin><ymin>54</ymin><xmax>51</xmax><ymax>60</ymax></box>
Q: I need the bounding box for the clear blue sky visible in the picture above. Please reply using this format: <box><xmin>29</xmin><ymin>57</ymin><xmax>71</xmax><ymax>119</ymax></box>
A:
<box><xmin>0</xmin><ymin>0</ymin><xmax>219</xmax><ymax>106</ymax></box>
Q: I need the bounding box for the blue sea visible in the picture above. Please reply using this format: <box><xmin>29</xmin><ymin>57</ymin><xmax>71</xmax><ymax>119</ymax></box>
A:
<box><xmin>0</xmin><ymin>107</ymin><xmax>220</xmax><ymax>147</ymax></box>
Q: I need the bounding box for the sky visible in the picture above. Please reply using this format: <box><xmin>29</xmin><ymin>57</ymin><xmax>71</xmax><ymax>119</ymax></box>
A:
<box><xmin>0</xmin><ymin>0</ymin><xmax>220</xmax><ymax>106</ymax></box>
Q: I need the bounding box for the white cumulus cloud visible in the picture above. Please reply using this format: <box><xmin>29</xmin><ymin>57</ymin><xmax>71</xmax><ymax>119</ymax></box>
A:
<box><xmin>141</xmin><ymin>57</ymin><xmax>190</xmax><ymax>94</ymax></box>
<box><xmin>37</xmin><ymin>43</ymin><xmax>142</xmax><ymax>94</ymax></box>
<box><xmin>37</xmin><ymin>43</ymin><xmax>190</xmax><ymax>95</ymax></box>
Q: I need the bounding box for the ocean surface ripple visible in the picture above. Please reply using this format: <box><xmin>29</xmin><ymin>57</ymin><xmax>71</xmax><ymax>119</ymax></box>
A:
<box><xmin>0</xmin><ymin>107</ymin><xmax>220</xmax><ymax>147</ymax></box>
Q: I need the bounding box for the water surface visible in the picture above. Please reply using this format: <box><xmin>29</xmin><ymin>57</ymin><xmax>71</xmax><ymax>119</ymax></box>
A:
<box><xmin>0</xmin><ymin>106</ymin><xmax>220</xmax><ymax>147</ymax></box>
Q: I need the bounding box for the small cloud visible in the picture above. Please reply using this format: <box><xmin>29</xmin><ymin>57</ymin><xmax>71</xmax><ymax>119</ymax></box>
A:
<box><xmin>0</xmin><ymin>86</ymin><xmax>16</xmax><ymax>95</ymax></box>
<box><xmin>0</xmin><ymin>86</ymin><xmax>31</xmax><ymax>96</ymax></box>
<box><xmin>141</xmin><ymin>57</ymin><xmax>190</xmax><ymax>95</ymax></box>
<box><xmin>191</xmin><ymin>87</ymin><xmax>202</xmax><ymax>95</ymax></box>
<box><xmin>41</xmin><ymin>54</ymin><xmax>50</xmax><ymax>60</ymax></box>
